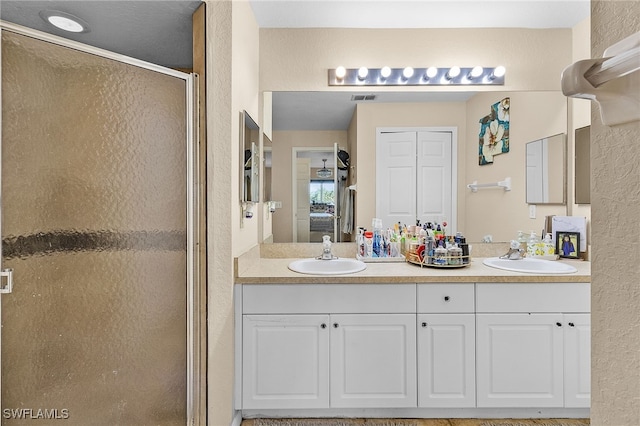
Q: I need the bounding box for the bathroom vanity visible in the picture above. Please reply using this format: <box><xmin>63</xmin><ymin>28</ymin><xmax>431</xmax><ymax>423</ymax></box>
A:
<box><xmin>234</xmin><ymin>256</ymin><xmax>590</xmax><ymax>420</ymax></box>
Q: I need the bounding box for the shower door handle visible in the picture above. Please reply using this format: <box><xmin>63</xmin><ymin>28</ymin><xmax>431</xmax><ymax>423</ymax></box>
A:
<box><xmin>0</xmin><ymin>269</ymin><xmax>13</xmax><ymax>294</ymax></box>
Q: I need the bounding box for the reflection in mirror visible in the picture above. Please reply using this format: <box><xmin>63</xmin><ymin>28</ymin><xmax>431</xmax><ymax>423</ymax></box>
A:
<box><xmin>526</xmin><ymin>133</ymin><xmax>566</xmax><ymax>204</ymax></box>
<box><xmin>263</xmin><ymin>134</ymin><xmax>272</xmax><ymax>201</ymax></box>
<box><xmin>574</xmin><ymin>126</ymin><xmax>590</xmax><ymax>204</ymax></box>
<box><xmin>240</xmin><ymin>110</ymin><xmax>260</xmax><ymax>203</ymax></box>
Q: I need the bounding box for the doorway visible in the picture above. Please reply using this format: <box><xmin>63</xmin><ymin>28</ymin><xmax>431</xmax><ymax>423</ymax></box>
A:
<box><xmin>292</xmin><ymin>146</ymin><xmax>342</xmax><ymax>243</ymax></box>
<box><xmin>1</xmin><ymin>25</ymin><xmax>200</xmax><ymax>424</ymax></box>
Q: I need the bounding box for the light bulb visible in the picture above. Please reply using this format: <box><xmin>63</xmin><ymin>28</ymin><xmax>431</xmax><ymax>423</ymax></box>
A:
<box><xmin>357</xmin><ymin>67</ymin><xmax>369</xmax><ymax>80</ymax></box>
<box><xmin>402</xmin><ymin>67</ymin><xmax>414</xmax><ymax>79</ymax></box>
<box><xmin>380</xmin><ymin>66</ymin><xmax>392</xmax><ymax>79</ymax></box>
<box><xmin>426</xmin><ymin>67</ymin><xmax>438</xmax><ymax>79</ymax></box>
<box><xmin>447</xmin><ymin>66</ymin><xmax>461</xmax><ymax>79</ymax></box>
<box><xmin>335</xmin><ymin>66</ymin><xmax>347</xmax><ymax>79</ymax></box>
<box><xmin>492</xmin><ymin>65</ymin><xmax>506</xmax><ymax>78</ymax></box>
<box><xmin>469</xmin><ymin>66</ymin><xmax>483</xmax><ymax>79</ymax></box>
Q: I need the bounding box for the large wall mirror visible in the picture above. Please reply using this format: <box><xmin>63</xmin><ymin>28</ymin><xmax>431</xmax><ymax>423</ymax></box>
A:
<box><xmin>268</xmin><ymin>91</ymin><xmax>569</xmax><ymax>243</ymax></box>
<box><xmin>525</xmin><ymin>133</ymin><xmax>566</xmax><ymax>204</ymax></box>
<box><xmin>240</xmin><ymin>110</ymin><xmax>260</xmax><ymax>203</ymax></box>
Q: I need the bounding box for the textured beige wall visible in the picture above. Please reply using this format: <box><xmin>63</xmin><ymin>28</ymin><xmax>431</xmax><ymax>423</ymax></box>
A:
<box><xmin>205</xmin><ymin>2</ymin><xmax>234</xmax><ymax>425</ymax></box>
<box><xmin>232</xmin><ymin>1</ymin><xmax>261</xmax><ymax>256</ymax></box>
<box><xmin>590</xmin><ymin>2</ymin><xmax>640</xmax><ymax>425</ymax></box>
<box><xmin>260</xmin><ymin>27</ymin><xmax>572</xmax><ymax>92</ymax></box>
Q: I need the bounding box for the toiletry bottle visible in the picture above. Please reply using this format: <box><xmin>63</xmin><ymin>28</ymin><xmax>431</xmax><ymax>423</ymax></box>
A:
<box><xmin>517</xmin><ymin>231</ymin><xmax>528</xmax><ymax>253</ymax></box>
<box><xmin>357</xmin><ymin>228</ymin><xmax>365</xmax><ymax>257</ymax></box>
<box><xmin>543</xmin><ymin>233</ymin><xmax>555</xmax><ymax>256</ymax></box>
<box><xmin>364</xmin><ymin>231</ymin><xmax>373</xmax><ymax>258</ymax></box>
<box><xmin>527</xmin><ymin>231</ymin><xmax>540</xmax><ymax>257</ymax></box>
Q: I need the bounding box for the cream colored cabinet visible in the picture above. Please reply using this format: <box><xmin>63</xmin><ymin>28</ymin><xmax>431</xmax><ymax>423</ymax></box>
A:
<box><xmin>417</xmin><ymin>284</ymin><xmax>475</xmax><ymax>408</ymax></box>
<box><xmin>330</xmin><ymin>314</ymin><xmax>417</xmax><ymax>408</ymax></box>
<box><xmin>476</xmin><ymin>313</ymin><xmax>565</xmax><ymax>407</ymax></box>
<box><xmin>476</xmin><ymin>283</ymin><xmax>591</xmax><ymax>409</ymax></box>
<box><xmin>241</xmin><ymin>284</ymin><xmax>417</xmax><ymax>410</ymax></box>
<box><xmin>242</xmin><ymin>314</ymin><xmax>330</xmax><ymax>409</ymax></box>
<box><xmin>563</xmin><ymin>313</ymin><xmax>591</xmax><ymax>408</ymax></box>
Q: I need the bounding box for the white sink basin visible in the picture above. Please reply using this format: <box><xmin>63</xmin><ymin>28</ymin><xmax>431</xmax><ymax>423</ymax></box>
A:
<box><xmin>288</xmin><ymin>258</ymin><xmax>367</xmax><ymax>275</ymax></box>
<box><xmin>483</xmin><ymin>257</ymin><xmax>577</xmax><ymax>274</ymax></box>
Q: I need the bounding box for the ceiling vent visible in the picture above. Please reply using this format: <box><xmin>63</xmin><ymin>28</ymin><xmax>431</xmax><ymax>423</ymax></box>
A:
<box><xmin>351</xmin><ymin>94</ymin><xmax>376</xmax><ymax>101</ymax></box>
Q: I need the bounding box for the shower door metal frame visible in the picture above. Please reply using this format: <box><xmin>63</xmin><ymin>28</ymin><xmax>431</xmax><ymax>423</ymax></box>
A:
<box><xmin>0</xmin><ymin>21</ymin><xmax>203</xmax><ymax>426</ymax></box>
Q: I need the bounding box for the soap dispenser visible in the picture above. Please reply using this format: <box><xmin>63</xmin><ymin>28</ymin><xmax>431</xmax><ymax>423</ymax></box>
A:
<box><xmin>543</xmin><ymin>233</ymin><xmax>555</xmax><ymax>256</ymax></box>
<box><xmin>527</xmin><ymin>231</ymin><xmax>540</xmax><ymax>257</ymax></box>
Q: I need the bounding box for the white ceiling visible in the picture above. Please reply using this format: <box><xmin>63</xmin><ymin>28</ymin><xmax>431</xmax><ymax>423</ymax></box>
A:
<box><xmin>1</xmin><ymin>1</ymin><xmax>590</xmax><ymax>130</ymax></box>
<box><xmin>250</xmin><ymin>0</ymin><xmax>590</xmax><ymax>29</ymax></box>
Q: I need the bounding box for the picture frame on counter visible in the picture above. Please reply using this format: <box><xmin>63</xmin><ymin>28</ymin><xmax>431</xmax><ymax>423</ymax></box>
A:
<box><xmin>556</xmin><ymin>231</ymin><xmax>580</xmax><ymax>259</ymax></box>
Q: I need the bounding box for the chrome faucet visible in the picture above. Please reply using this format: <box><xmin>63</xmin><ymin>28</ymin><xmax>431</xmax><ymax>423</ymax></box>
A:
<box><xmin>318</xmin><ymin>235</ymin><xmax>336</xmax><ymax>260</ymax></box>
<box><xmin>500</xmin><ymin>240</ymin><xmax>525</xmax><ymax>260</ymax></box>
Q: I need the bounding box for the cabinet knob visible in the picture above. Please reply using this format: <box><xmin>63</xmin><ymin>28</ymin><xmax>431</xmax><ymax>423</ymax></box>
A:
<box><xmin>333</xmin><ymin>323</ymin><xmax>339</xmax><ymax>328</ymax></box>
<box><xmin>444</xmin><ymin>296</ymin><xmax>450</xmax><ymax>302</ymax></box>
<box><xmin>421</xmin><ymin>322</ymin><xmax>427</xmax><ymax>328</ymax></box>
<box><xmin>320</xmin><ymin>323</ymin><xmax>327</xmax><ymax>329</ymax></box>
<box><xmin>569</xmin><ymin>322</ymin><xmax>575</xmax><ymax>327</ymax></box>
<box><xmin>556</xmin><ymin>322</ymin><xmax>563</xmax><ymax>327</ymax></box>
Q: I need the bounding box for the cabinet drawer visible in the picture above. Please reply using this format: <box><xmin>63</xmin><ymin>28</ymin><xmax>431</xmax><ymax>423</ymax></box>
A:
<box><xmin>476</xmin><ymin>283</ymin><xmax>590</xmax><ymax>313</ymax></box>
<box><xmin>417</xmin><ymin>284</ymin><xmax>474</xmax><ymax>313</ymax></box>
<box><xmin>243</xmin><ymin>283</ymin><xmax>416</xmax><ymax>314</ymax></box>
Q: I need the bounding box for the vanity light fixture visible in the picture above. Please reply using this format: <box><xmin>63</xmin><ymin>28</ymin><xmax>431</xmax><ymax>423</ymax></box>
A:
<box><xmin>39</xmin><ymin>10</ymin><xmax>90</xmax><ymax>33</ymax></box>
<box><xmin>329</xmin><ymin>66</ymin><xmax>505</xmax><ymax>86</ymax></box>
<box><xmin>316</xmin><ymin>159</ymin><xmax>332</xmax><ymax>178</ymax></box>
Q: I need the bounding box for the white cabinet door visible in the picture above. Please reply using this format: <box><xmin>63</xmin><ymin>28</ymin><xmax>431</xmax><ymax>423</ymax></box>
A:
<box><xmin>564</xmin><ymin>314</ymin><xmax>591</xmax><ymax>408</ymax></box>
<box><xmin>242</xmin><ymin>314</ymin><xmax>330</xmax><ymax>409</ymax></box>
<box><xmin>417</xmin><ymin>314</ymin><xmax>475</xmax><ymax>407</ymax></box>
<box><xmin>477</xmin><ymin>314</ymin><xmax>564</xmax><ymax>407</ymax></box>
<box><xmin>330</xmin><ymin>314</ymin><xmax>417</xmax><ymax>408</ymax></box>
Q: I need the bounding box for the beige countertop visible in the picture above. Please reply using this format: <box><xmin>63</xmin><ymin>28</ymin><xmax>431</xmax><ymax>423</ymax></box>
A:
<box><xmin>235</xmin><ymin>256</ymin><xmax>591</xmax><ymax>284</ymax></box>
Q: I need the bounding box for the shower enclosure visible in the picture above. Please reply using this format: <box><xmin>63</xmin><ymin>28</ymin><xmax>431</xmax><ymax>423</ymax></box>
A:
<box><xmin>1</xmin><ymin>23</ymin><xmax>200</xmax><ymax>425</ymax></box>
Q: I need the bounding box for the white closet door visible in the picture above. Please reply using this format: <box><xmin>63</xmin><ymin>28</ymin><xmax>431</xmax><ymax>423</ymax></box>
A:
<box><xmin>416</xmin><ymin>131</ymin><xmax>453</xmax><ymax>227</ymax></box>
<box><xmin>376</xmin><ymin>131</ymin><xmax>417</xmax><ymax>227</ymax></box>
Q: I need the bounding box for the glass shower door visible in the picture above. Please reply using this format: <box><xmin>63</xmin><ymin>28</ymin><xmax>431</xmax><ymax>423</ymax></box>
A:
<box><xmin>1</xmin><ymin>27</ymin><xmax>196</xmax><ymax>425</ymax></box>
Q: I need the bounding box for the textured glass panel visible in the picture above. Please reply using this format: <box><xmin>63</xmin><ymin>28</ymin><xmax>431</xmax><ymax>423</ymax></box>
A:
<box><xmin>1</xmin><ymin>31</ymin><xmax>187</xmax><ymax>424</ymax></box>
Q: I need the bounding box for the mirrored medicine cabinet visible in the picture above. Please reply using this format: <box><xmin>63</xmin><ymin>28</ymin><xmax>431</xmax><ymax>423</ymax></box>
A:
<box><xmin>525</xmin><ymin>133</ymin><xmax>566</xmax><ymax>204</ymax></box>
<box><xmin>240</xmin><ymin>110</ymin><xmax>260</xmax><ymax>204</ymax></box>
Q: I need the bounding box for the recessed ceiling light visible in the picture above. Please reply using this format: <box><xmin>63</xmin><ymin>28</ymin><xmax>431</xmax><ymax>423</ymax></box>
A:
<box><xmin>39</xmin><ymin>10</ymin><xmax>90</xmax><ymax>33</ymax></box>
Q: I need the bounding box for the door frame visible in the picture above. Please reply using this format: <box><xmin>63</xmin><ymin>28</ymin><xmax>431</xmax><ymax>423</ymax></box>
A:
<box><xmin>291</xmin><ymin>146</ymin><xmax>338</xmax><ymax>243</ymax></box>
<box><xmin>0</xmin><ymin>21</ymin><xmax>203</xmax><ymax>426</ymax></box>
<box><xmin>375</xmin><ymin>127</ymin><xmax>458</xmax><ymax>233</ymax></box>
